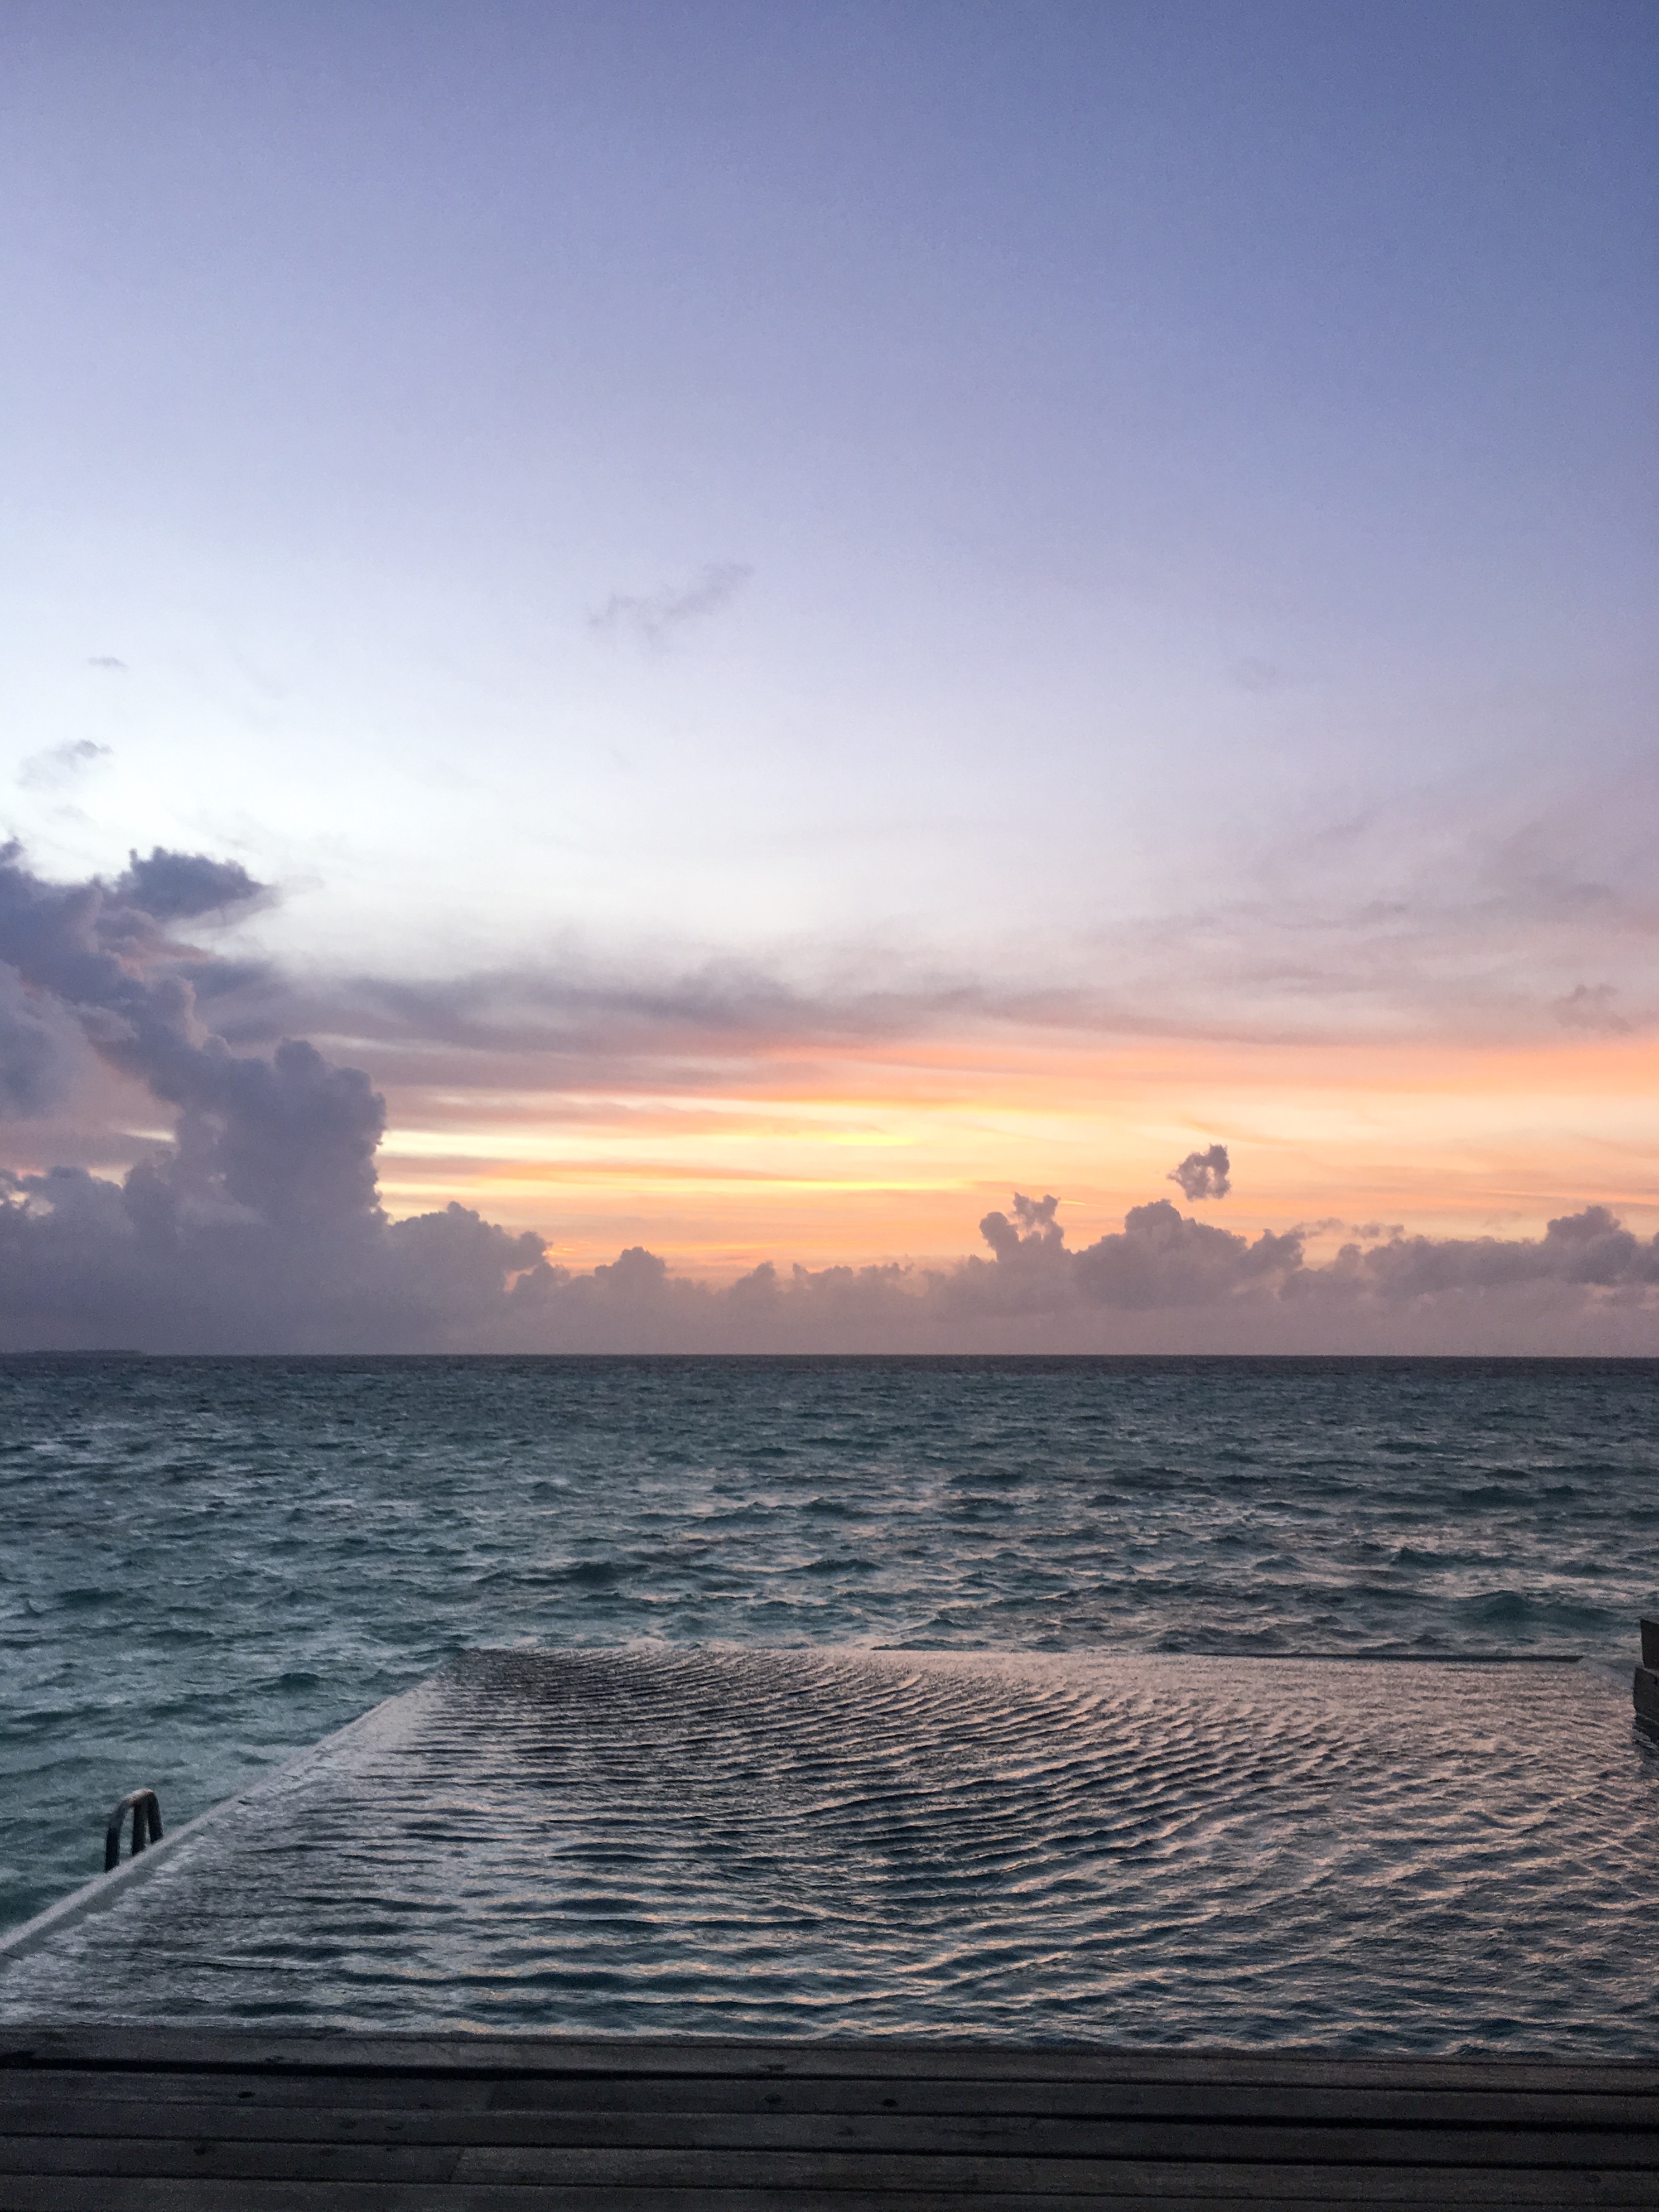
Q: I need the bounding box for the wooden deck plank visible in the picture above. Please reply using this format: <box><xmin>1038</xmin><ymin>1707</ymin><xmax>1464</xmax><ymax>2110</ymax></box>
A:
<box><xmin>8</xmin><ymin>2066</ymin><xmax>1659</xmax><ymax>2129</ymax></box>
<box><xmin>7</xmin><ymin>2187</ymin><xmax>1644</xmax><ymax>2212</ymax></box>
<box><xmin>4</xmin><ymin>2139</ymin><xmax>1651</xmax><ymax>2198</ymax></box>
<box><xmin>0</xmin><ymin>2172</ymin><xmax>1651</xmax><ymax>2209</ymax></box>
<box><xmin>0</xmin><ymin>2070</ymin><xmax>494</xmax><ymax>2113</ymax></box>
<box><xmin>7</xmin><ymin>2027</ymin><xmax>1654</xmax><ymax>2093</ymax></box>
<box><xmin>472</xmin><ymin>2077</ymin><xmax>1659</xmax><ymax>2128</ymax></box>
<box><xmin>0</xmin><ymin>2137</ymin><xmax>463</xmax><ymax>2181</ymax></box>
<box><xmin>0</xmin><ymin>2033</ymin><xmax>1652</xmax><ymax>2209</ymax></box>
<box><xmin>2</xmin><ymin>2103</ymin><xmax>1656</xmax><ymax>2166</ymax></box>
<box><xmin>419</xmin><ymin>2152</ymin><xmax>1659</xmax><ymax>2206</ymax></box>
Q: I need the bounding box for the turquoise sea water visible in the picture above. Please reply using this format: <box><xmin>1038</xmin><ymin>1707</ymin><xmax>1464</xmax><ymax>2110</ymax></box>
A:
<box><xmin>3</xmin><ymin>1354</ymin><xmax>1657</xmax><ymax>1944</ymax></box>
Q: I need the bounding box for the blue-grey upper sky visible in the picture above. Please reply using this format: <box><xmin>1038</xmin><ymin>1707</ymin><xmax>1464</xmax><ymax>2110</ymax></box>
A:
<box><xmin>4</xmin><ymin>0</ymin><xmax>1653</xmax><ymax>983</ymax></box>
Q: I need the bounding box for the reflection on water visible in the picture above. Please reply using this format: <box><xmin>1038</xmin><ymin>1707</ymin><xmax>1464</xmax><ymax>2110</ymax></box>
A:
<box><xmin>7</xmin><ymin>1647</ymin><xmax>1655</xmax><ymax>2051</ymax></box>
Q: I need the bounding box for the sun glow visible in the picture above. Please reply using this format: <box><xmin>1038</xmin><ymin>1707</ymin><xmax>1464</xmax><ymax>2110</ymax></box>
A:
<box><xmin>372</xmin><ymin>1024</ymin><xmax>1659</xmax><ymax>1277</ymax></box>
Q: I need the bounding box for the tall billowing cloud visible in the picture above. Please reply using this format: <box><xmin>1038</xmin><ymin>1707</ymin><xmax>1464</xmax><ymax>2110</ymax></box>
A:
<box><xmin>2</xmin><ymin>845</ymin><xmax>1657</xmax><ymax>1355</ymax></box>
<box><xmin>0</xmin><ymin>842</ymin><xmax>541</xmax><ymax>1350</ymax></box>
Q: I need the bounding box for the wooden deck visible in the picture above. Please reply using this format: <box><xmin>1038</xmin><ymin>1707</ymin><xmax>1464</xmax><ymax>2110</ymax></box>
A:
<box><xmin>1</xmin><ymin>2030</ymin><xmax>1656</xmax><ymax>2209</ymax></box>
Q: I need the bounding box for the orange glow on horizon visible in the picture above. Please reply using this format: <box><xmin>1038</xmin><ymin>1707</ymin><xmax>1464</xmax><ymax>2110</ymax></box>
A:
<box><xmin>369</xmin><ymin>1023</ymin><xmax>1659</xmax><ymax>1279</ymax></box>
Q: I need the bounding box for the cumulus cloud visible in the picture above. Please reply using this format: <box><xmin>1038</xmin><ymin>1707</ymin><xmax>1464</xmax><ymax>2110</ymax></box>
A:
<box><xmin>2</xmin><ymin>841</ymin><xmax>1657</xmax><ymax>1355</ymax></box>
<box><xmin>979</xmin><ymin>1192</ymin><xmax>1063</xmax><ymax>1257</ymax></box>
<box><xmin>590</xmin><ymin>561</ymin><xmax>753</xmax><ymax>645</ymax></box>
<box><xmin>1168</xmin><ymin>1143</ymin><xmax>1231</xmax><ymax>1200</ymax></box>
<box><xmin>113</xmin><ymin>847</ymin><xmax>265</xmax><ymax>921</ymax></box>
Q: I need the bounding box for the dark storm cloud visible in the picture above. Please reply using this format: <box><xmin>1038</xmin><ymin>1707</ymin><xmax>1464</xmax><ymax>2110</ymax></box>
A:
<box><xmin>1168</xmin><ymin>1143</ymin><xmax>1231</xmax><ymax>1201</ymax></box>
<box><xmin>3</xmin><ymin>841</ymin><xmax>1658</xmax><ymax>1353</ymax></box>
<box><xmin>590</xmin><ymin>561</ymin><xmax>753</xmax><ymax>645</ymax></box>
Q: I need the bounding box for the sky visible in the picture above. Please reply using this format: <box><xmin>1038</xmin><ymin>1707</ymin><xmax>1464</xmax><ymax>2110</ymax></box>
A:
<box><xmin>2</xmin><ymin>0</ymin><xmax>1656</xmax><ymax>1350</ymax></box>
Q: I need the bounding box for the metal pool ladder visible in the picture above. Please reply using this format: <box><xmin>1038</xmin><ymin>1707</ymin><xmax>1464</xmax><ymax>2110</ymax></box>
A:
<box><xmin>104</xmin><ymin>1789</ymin><xmax>163</xmax><ymax>1872</ymax></box>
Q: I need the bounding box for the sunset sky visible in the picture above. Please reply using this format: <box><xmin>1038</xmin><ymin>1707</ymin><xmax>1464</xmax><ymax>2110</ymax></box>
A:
<box><xmin>2</xmin><ymin>1</ymin><xmax>1656</xmax><ymax>1347</ymax></box>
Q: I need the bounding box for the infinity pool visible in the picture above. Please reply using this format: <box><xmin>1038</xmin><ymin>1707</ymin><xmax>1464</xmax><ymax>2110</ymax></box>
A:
<box><xmin>3</xmin><ymin>1647</ymin><xmax>1654</xmax><ymax>2052</ymax></box>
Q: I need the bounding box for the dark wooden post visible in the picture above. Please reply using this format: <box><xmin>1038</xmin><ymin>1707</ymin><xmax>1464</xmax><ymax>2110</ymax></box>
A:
<box><xmin>1635</xmin><ymin>1618</ymin><xmax>1659</xmax><ymax>1736</ymax></box>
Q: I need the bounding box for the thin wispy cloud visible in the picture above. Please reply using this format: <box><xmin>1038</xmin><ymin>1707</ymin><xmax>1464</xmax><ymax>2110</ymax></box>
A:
<box><xmin>590</xmin><ymin>562</ymin><xmax>753</xmax><ymax>647</ymax></box>
<box><xmin>17</xmin><ymin>739</ymin><xmax>112</xmax><ymax>791</ymax></box>
<box><xmin>1553</xmin><ymin>984</ymin><xmax>1632</xmax><ymax>1034</ymax></box>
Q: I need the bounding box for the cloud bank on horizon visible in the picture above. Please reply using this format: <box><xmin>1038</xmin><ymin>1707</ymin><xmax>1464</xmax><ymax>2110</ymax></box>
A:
<box><xmin>3</xmin><ymin>842</ymin><xmax>1656</xmax><ymax>1356</ymax></box>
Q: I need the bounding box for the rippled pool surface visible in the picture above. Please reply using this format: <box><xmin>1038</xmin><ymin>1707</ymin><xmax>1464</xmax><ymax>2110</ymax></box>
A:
<box><xmin>3</xmin><ymin>1353</ymin><xmax>1657</xmax><ymax>1949</ymax></box>
<box><xmin>6</xmin><ymin>1647</ymin><xmax>1655</xmax><ymax>2051</ymax></box>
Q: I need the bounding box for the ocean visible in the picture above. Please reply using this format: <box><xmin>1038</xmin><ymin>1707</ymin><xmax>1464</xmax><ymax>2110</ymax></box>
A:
<box><xmin>3</xmin><ymin>1355</ymin><xmax>1657</xmax><ymax>2046</ymax></box>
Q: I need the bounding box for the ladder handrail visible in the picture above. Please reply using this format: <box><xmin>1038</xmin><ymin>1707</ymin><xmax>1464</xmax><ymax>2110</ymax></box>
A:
<box><xmin>104</xmin><ymin>1789</ymin><xmax>163</xmax><ymax>1873</ymax></box>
